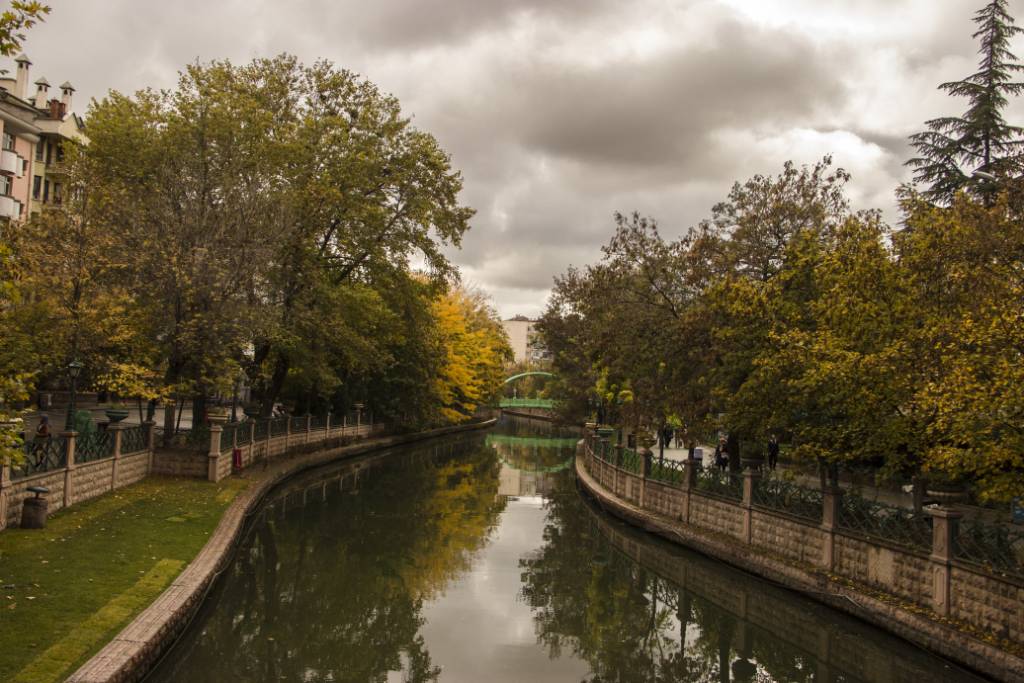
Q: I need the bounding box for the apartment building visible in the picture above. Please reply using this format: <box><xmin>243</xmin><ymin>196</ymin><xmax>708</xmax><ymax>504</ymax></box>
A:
<box><xmin>0</xmin><ymin>54</ymin><xmax>86</xmax><ymax>222</ymax></box>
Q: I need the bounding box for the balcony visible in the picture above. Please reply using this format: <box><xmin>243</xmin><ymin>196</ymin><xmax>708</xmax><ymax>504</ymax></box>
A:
<box><xmin>0</xmin><ymin>195</ymin><xmax>20</xmax><ymax>219</ymax></box>
<box><xmin>0</xmin><ymin>149</ymin><xmax>21</xmax><ymax>176</ymax></box>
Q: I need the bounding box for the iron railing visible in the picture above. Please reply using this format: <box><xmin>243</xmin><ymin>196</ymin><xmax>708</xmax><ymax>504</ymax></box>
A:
<box><xmin>234</xmin><ymin>422</ymin><xmax>252</xmax><ymax>446</ymax></box>
<box><xmin>76</xmin><ymin>431</ymin><xmax>113</xmax><ymax>463</ymax></box>
<box><xmin>270</xmin><ymin>417</ymin><xmax>289</xmax><ymax>437</ymax></box>
<box><xmin>290</xmin><ymin>415</ymin><xmax>307</xmax><ymax>432</ymax></box>
<box><xmin>955</xmin><ymin>519</ymin><xmax>1024</xmax><ymax>579</ymax></box>
<box><xmin>694</xmin><ymin>468</ymin><xmax>743</xmax><ymax>501</ymax></box>
<box><xmin>310</xmin><ymin>414</ymin><xmax>327</xmax><ymax>430</ymax></box>
<box><xmin>120</xmin><ymin>425</ymin><xmax>148</xmax><ymax>455</ymax></box>
<box><xmin>253</xmin><ymin>419</ymin><xmax>269</xmax><ymax>441</ymax></box>
<box><xmin>220</xmin><ymin>423</ymin><xmax>238</xmax><ymax>452</ymax></box>
<box><xmin>620</xmin><ymin>448</ymin><xmax>643</xmax><ymax>474</ymax></box>
<box><xmin>837</xmin><ymin>494</ymin><xmax>932</xmax><ymax>551</ymax></box>
<box><xmin>752</xmin><ymin>477</ymin><xmax>824</xmax><ymax>522</ymax></box>
<box><xmin>12</xmin><ymin>437</ymin><xmax>68</xmax><ymax>479</ymax></box>
<box><xmin>649</xmin><ymin>457</ymin><xmax>686</xmax><ymax>487</ymax></box>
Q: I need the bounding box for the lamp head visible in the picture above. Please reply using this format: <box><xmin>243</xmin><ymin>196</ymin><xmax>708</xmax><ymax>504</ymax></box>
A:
<box><xmin>67</xmin><ymin>360</ymin><xmax>84</xmax><ymax>379</ymax></box>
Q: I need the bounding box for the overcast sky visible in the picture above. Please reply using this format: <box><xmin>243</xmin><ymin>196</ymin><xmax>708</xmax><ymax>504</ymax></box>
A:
<box><xmin>18</xmin><ymin>0</ymin><xmax>1024</xmax><ymax>317</ymax></box>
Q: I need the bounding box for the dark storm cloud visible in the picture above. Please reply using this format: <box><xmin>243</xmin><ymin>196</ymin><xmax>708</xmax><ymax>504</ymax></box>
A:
<box><xmin>20</xmin><ymin>0</ymin><xmax>1023</xmax><ymax>316</ymax></box>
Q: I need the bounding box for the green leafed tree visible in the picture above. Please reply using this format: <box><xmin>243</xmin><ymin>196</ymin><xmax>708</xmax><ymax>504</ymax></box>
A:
<box><xmin>0</xmin><ymin>1</ymin><xmax>48</xmax><ymax>58</ymax></box>
<box><xmin>908</xmin><ymin>0</ymin><xmax>1024</xmax><ymax>204</ymax></box>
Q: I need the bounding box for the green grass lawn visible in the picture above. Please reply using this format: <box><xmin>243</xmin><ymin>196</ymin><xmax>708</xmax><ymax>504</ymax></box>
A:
<box><xmin>0</xmin><ymin>476</ymin><xmax>249</xmax><ymax>683</ymax></box>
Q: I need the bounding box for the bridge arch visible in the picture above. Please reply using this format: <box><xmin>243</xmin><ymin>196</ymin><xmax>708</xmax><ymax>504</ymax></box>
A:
<box><xmin>502</xmin><ymin>371</ymin><xmax>555</xmax><ymax>385</ymax></box>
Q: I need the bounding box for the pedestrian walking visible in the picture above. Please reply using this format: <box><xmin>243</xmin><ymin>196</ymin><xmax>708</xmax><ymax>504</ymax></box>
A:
<box><xmin>33</xmin><ymin>415</ymin><xmax>51</xmax><ymax>465</ymax></box>
<box><xmin>767</xmin><ymin>434</ymin><xmax>780</xmax><ymax>472</ymax></box>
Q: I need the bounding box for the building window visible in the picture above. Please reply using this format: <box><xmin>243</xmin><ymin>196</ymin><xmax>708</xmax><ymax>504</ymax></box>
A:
<box><xmin>44</xmin><ymin>142</ymin><xmax>51</xmax><ymax>164</ymax></box>
<box><xmin>32</xmin><ymin>175</ymin><xmax>41</xmax><ymax>199</ymax></box>
<box><xmin>53</xmin><ymin>182</ymin><xmax>62</xmax><ymax>205</ymax></box>
<box><xmin>2</xmin><ymin>133</ymin><xmax>14</xmax><ymax>152</ymax></box>
<box><xmin>21</xmin><ymin>159</ymin><xmax>27</xmax><ymax>175</ymax></box>
<box><xmin>0</xmin><ymin>175</ymin><xmax>11</xmax><ymax>197</ymax></box>
<box><xmin>35</xmin><ymin>142</ymin><xmax>43</xmax><ymax>162</ymax></box>
<box><xmin>55</xmin><ymin>142</ymin><xmax>64</xmax><ymax>162</ymax></box>
<box><xmin>42</xmin><ymin>179</ymin><xmax>49</xmax><ymax>202</ymax></box>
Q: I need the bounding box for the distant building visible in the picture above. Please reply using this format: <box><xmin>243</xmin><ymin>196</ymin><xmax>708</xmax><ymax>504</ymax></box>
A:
<box><xmin>501</xmin><ymin>316</ymin><xmax>550</xmax><ymax>365</ymax></box>
<box><xmin>0</xmin><ymin>54</ymin><xmax>86</xmax><ymax>222</ymax></box>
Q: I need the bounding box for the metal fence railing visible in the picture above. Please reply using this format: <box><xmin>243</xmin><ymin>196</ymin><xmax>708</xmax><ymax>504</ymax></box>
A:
<box><xmin>956</xmin><ymin>518</ymin><xmax>1024</xmax><ymax>579</ymax></box>
<box><xmin>290</xmin><ymin>415</ymin><xmax>307</xmax><ymax>432</ymax></box>
<box><xmin>253</xmin><ymin>419</ymin><xmax>268</xmax><ymax>441</ymax></box>
<box><xmin>12</xmin><ymin>436</ymin><xmax>68</xmax><ymax>479</ymax></box>
<box><xmin>77</xmin><ymin>431</ymin><xmax>113</xmax><ymax>464</ymax></box>
<box><xmin>270</xmin><ymin>417</ymin><xmax>289</xmax><ymax>437</ymax></box>
<box><xmin>649</xmin><ymin>457</ymin><xmax>686</xmax><ymax>487</ymax></box>
<box><xmin>120</xmin><ymin>425</ymin><xmax>148</xmax><ymax>455</ymax></box>
<box><xmin>234</xmin><ymin>422</ymin><xmax>252</xmax><ymax>446</ymax></box>
<box><xmin>837</xmin><ymin>494</ymin><xmax>933</xmax><ymax>552</ymax></box>
<box><xmin>752</xmin><ymin>477</ymin><xmax>824</xmax><ymax>522</ymax></box>
<box><xmin>694</xmin><ymin>468</ymin><xmax>744</xmax><ymax>501</ymax></box>
<box><xmin>620</xmin><ymin>448</ymin><xmax>643</xmax><ymax>474</ymax></box>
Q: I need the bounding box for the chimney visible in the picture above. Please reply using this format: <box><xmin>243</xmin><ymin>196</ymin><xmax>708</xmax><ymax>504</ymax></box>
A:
<box><xmin>60</xmin><ymin>81</ymin><xmax>74</xmax><ymax>114</ymax></box>
<box><xmin>33</xmin><ymin>76</ymin><xmax>49</xmax><ymax>109</ymax></box>
<box><xmin>14</xmin><ymin>53</ymin><xmax>30</xmax><ymax>100</ymax></box>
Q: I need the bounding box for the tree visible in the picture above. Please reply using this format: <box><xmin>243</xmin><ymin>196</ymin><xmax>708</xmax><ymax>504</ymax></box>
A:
<box><xmin>908</xmin><ymin>0</ymin><xmax>1024</xmax><ymax>204</ymax></box>
<box><xmin>0</xmin><ymin>1</ymin><xmax>48</xmax><ymax>58</ymax></box>
<box><xmin>429</xmin><ymin>285</ymin><xmax>511</xmax><ymax>424</ymax></box>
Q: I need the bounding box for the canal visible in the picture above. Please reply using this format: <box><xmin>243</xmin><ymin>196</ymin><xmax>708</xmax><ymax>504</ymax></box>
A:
<box><xmin>147</xmin><ymin>417</ymin><xmax>988</xmax><ymax>682</ymax></box>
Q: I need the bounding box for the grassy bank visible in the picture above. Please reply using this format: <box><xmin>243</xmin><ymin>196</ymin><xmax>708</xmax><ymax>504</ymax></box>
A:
<box><xmin>0</xmin><ymin>476</ymin><xmax>249</xmax><ymax>682</ymax></box>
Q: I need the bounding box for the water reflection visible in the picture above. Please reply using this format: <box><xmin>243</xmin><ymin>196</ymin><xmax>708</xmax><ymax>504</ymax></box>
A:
<box><xmin>148</xmin><ymin>419</ymin><xmax>988</xmax><ymax>683</ymax></box>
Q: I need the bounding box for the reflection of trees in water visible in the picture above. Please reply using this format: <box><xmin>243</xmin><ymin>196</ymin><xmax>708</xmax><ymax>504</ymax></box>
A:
<box><xmin>520</xmin><ymin>472</ymin><xmax>981</xmax><ymax>683</ymax></box>
<box><xmin>151</xmin><ymin>437</ymin><xmax>504</xmax><ymax>683</ymax></box>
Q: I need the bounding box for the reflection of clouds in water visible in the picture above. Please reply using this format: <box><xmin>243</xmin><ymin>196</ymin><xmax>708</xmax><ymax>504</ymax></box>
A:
<box><xmin>419</xmin><ymin>500</ymin><xmax>590</xmax><ymax>682</ymax></box>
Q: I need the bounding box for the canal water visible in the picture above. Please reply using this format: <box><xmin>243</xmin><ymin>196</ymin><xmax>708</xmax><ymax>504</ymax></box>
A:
<box><xmin>147</xmin><ymin>417</ymin><xmax>989</xmax><ymax>682</ymax></box>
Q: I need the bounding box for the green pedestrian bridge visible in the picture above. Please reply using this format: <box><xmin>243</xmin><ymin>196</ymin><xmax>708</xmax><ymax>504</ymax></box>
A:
<box><xmin>499</xmin><ymin>371</ymin><xmax>557</xmax><ymax>409</ymax></box>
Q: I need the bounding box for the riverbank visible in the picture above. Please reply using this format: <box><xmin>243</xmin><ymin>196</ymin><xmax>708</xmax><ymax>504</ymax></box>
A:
<box><xmin>66</xmin><ymin>418</ymin><xmax>496</xmax><ymax>683</ymax></box>
<box><xmin>0</xmin><ymin>477</ymin><xmax>249</xmax><ymax>683</ymax></box>
<box><xmin>575</xmin><ymin>451</ymin><xmax>1024</xmax><ymax>683</ymax></box>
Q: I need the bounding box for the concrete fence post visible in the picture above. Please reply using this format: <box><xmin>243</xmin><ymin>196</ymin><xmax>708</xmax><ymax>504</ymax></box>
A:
<box><xmin>326</xmin><ymin>412</ymin><xmax>332</xmax><ymax>439</ymax></box>
<box><xmin>207</xmin><ymin>424</ymin><xmax>223</xmax><ymax>482</ymax></box>
<box><xmin>742</xmin><ymin>470</ymin><xmax>759</xmax><ymax>545</ymax></box>
<box><xmin>109</xmin><ymin>423</ymin><xmax>126</xmax><ymax>490</ymax></box>
<box><xmin>284</xmin><ymin>415</ymin><xmax>291</xmax><ymax>452</ymax></box>
<box><xmin>820</xmin><ymin>485</ymin><xmax>844</xmax><ymax>571</ymax></box>
<box><xmin>639</xmin><ymin>447</ymin><xmax>652</xmax><ymax>508</ymax></box>
<box><xmin>63</xmin><ymin>430</ymin><xmax>77</xmax><ymax>509</ymax></box>
<box><xmin>305</xmin><ymin>413</ymin><xmax>312</xmax><ymax>444</ymax></box>
<box><xmin>927</xmin><ymin>507</ymin><xmax>962</xmax><ymax>617</ymax></box>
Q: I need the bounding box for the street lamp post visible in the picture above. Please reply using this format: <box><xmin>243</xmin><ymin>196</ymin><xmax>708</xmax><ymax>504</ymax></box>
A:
<box><xmin>65</xmin><ymin>360</ymin><xmax>84</xmax><ymax>431</ymax></box>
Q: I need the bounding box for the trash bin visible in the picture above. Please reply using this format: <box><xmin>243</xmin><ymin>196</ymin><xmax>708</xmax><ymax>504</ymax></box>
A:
<box><xmin>21</xmin><ymin>486</ymin><xmax>49</xmax><ymax>529</ymax></box>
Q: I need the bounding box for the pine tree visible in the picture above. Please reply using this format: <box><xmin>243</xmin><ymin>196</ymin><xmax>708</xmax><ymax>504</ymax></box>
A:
<box><xmin>907</xmin><ymin>0</ymin><xmax>1024</xmax><ymax>204</ymax></box>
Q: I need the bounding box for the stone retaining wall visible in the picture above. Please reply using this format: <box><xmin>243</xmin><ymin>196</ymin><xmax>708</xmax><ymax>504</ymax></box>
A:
<box><xmin>1</xmin><ymin>423</ymin><xmax>157</xmax><ymax>529</ymax></box>
<box><xmin>579</xmin><ymin>440</ymin><xmax>1024</xmax><ymax>682</ymax></box>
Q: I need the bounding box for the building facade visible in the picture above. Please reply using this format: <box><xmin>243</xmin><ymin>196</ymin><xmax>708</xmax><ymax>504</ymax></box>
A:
<box><xmin>501</xmin><ymin>317</ymin><xmax>550</xmax><ymax>365</ymax></box>
<box><xmin>0</xmin><ymin>54</ymin><xmax>86</xmax><ymax>223</ymax></box>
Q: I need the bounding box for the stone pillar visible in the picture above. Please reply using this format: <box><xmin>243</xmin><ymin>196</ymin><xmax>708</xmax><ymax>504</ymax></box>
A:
<box><xmin>305</xmin><ymin>413</ymin><xmax>312</xmax><ymax>444</ymax></box>
<box><xmin>142</xmin><ymin>420</ymin><xmax>156</xmax><ymax>474</ymax></box>
<box><xmin>639</xmin><ymin>448</ymin><xmax>652</xmax><ymax>508</ymax></box>
<box><xmin>62</xmin><ymin>430</ymin><xmax>77</xmax><ymax>509</ymax></box>
<box><xmin>742</xmin><ymin>470</ymin><xmax>759</xmax><ymax>545</ymax></box>
<box><xmin>820</xmin><ymin>485</ymin><xmax>844</xmax><ymax>571</ymax></box>
<box><xmin>927</xmin><ymin>507</ymin><xmax>962</xmax><ymax>617</ymax></box>
<box><xmin>284</xmin><ymin>415</ymin><xmax>290</xmax><ymax>452</ymax></box>
<box><xmin>681</xmin><ymin>459</ymin><xmax>697</xmax><ymax>523</ymax></box>
<box><xmin>326</xmin><ymin>412</ymin><xmax>332</xmax><ymax>438</ymax></box>
<box><xmin>109</xmin><ymin>422</ymin><xmax>126</xmax><ymax>490</ymax></box>
<box><xmin>0</xmin><ymin>458</ymin><xmax>12</xmax><ymax>530</ymax></box>
<box><xmin>342</xmin><ymin>412</ymin><xmax>348</xmax><ymax>435</ymax></box>
<box><xmin>208</xmin><ymin>424</ymin><xmax>223</xmax><ymax>482</ymax></box>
